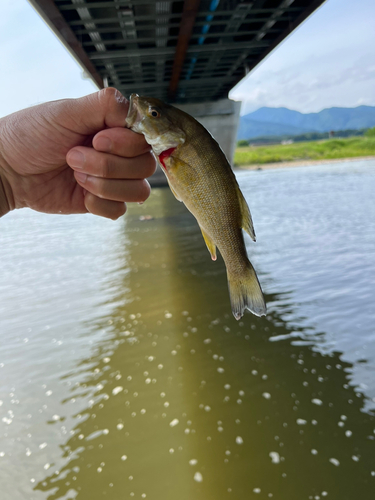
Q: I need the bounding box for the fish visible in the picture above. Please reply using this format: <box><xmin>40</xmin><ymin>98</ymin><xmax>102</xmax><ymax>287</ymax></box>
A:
<box><xmin>125</xmin><ymin>94</ymin><xmax>266</xmax><ymax>320</ymax></box>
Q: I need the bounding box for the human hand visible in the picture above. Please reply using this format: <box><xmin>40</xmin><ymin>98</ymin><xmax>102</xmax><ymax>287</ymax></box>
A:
<box><xmin>0</xmin><ymin>88</ymin><xmax>156</xmax><ymax>219</ymax></box>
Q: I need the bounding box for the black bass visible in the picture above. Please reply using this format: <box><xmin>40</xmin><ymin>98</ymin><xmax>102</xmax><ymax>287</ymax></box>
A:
<box><xmin>125</xmin><ymin>94</ymin><xmax>266</xmax><ymax>319</ymax></box>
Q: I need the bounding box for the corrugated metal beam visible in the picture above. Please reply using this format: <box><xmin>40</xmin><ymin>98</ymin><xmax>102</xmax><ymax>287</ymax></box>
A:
<box><xmin>29</xmin><ymin>0</ymin><xmax>327</xmax><ymax>105</ymax></box>
<box><xmin>155</xmin><ymin>2</ymin><xmax>172</xmax><ymax>85</ymax></box>
<box><xmin>58</xmin><ymin>0</ymin><xmax>177</xmax><ymax>9</ymax></box>
<box><xmin>168</xmin><ymin>0</ymin><xmax>202</xmax><ymax>98</ymax></box>
<box><xmin>28</xmin><ymin>0</ymin><xmax>104</xmax><ymax>88</ymax></box>
<box><xmin>71</xmin><ymin>0</ymin><xmax>120</xmax><ymax>88</ymax></box>
<box><xmin>200</xmin><ymin>2</ymin><xmax>254</xmax><ymax>81</ymax></box>
<box><xmin>79</xmin><ymin>28</ymin><xmax>280</xmax><ymax>41</ymax></box>
<box><xmin>68</xmin><ymin>8</ymin><xmax>303</xmax><ymax>25</ymax></box>
<box><xmin>61</xmin><ymin>3</ymin><xmax>302</xmax><ymax>14</ymax></box>
<box><xmin>218</xmin><ymin>0</ymin><xmax>326</xmax><ymax>97</ymax></box>
<box><xmin>89</xmin><ymin>40</ymin><xmax>268</xmax><ymax>60</ymax></box>
<box><xmin>117</xmin><ymin>75</ymin><xmax>235</xmax><ymax>91</ymax></box>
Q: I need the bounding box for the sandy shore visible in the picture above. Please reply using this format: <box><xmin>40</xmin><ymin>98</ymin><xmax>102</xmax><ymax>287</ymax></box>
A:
<box><xmin>236</xmin><ymin>155</ymin><xmax>375</xmax><ymax>171</ymax></box>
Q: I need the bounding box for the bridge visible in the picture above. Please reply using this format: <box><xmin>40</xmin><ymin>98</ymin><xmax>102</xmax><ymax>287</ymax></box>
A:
<box><xmin>30</xmin><ymin>0</ymin><xmax>324</xmax><ymax>181</ymax></box>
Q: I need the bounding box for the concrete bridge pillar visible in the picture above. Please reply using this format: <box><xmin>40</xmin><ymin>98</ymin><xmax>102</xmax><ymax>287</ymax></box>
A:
<box><xmin>150</xmin><ymin>98</ymin><xmax>241</xmax><ymax>186</ymax></box>
<box><xmin>175</xmin><ymin>98</ymin><xmax>242</xmax><ymax>163</ymax></box>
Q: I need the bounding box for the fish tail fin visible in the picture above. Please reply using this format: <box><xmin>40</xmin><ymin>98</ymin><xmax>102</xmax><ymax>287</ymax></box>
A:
<box><xmin>227</xmin><ymin>262</ymin><xmax>266</xmax><ymax>320</ymax></box>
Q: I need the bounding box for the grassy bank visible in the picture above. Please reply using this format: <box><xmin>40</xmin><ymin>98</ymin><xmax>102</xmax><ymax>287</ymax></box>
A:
<box><xmin>234</xmin><ymin>136</ymin><xmax>375</xmax><ymax>166</ymax></box>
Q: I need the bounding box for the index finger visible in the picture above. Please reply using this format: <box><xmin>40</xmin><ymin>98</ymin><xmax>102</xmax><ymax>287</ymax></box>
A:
<box><xmin>93</xmin><ymin>127</ymin><xmax>151</xmax><ymax>158</ymax></box>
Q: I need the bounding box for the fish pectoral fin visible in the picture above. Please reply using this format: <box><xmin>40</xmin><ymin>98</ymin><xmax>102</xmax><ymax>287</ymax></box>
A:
<box><xmin>200</xmin><ymin>227</ymin><xmax>217</xmax><ymax>261</ymax></box>
<box><xmin>166</xmin><ymin>177</ymin><xmax>182</xmax><ymax>202</ymax></box>
<box><xmin>168</xmin><ymin>154</ymin><xmax>201</xmax><ymax>186</ymax></box>
<box><xmin>236</xmin><ymin>187</ymin><xmax>256</xmax><ymax>242</ymax></box>
<box><xmin>160</xmin><ymin>155</ymin><xmax>186</xmax><ymax>202</ymax></box>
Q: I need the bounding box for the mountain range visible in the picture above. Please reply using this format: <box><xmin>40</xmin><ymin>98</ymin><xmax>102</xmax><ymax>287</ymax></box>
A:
<box><xmin>237</xmin><ymin>105</ymin><xmax>375</xmax><ymax>140</ymax></box>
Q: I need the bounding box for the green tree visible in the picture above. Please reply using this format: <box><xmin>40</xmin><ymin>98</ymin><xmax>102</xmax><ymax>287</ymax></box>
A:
<box><xmin>365</xmin><ymin>127</ymin><xmax>375</xmax><ymax>137</ymax></box>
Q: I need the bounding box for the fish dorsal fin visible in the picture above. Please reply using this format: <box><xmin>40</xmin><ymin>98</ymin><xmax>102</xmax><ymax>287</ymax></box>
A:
<box><xmin>236</xmin><ymin>187</ymin><xmax>256</xmax><ymax>242</ymax></box>
<box><xmin>200</xmin><ymin>226</ymin><xmax>217</xmax><ymax>261</ymax></box>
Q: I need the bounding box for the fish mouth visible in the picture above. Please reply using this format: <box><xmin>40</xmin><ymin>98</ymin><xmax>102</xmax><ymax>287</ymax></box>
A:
<box><xmin>125</xmin><ymin>93</ymin><xmax>139</xmax><ymax>128</ymax></box>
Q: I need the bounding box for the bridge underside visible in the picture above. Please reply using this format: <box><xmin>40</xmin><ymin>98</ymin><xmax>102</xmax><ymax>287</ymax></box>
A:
<box><xmin>30</xmin><ymin>0</ymin><xmax>324</xmax><ymax>105</ymax></box>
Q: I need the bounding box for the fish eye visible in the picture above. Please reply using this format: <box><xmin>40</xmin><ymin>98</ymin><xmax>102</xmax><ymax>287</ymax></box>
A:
<box><xmin>150</xmin><ymin>107</ymin><xmax>161</xmax><ymax>118</ymax></box>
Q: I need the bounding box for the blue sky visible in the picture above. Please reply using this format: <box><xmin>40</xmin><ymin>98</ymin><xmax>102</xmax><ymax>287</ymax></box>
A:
<box><xmin>1</xmin><ymin>0</ymin><xmax>374</xmax><ymax>118</ymax></box>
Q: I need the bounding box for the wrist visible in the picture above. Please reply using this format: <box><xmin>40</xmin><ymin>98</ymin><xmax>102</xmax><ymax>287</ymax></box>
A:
<box><xmin>0</xmin><ymin>171</ymin><xmax>10</xmax><ymax>218</ymax></box>
<box><xmin>0</xmin><ymin>127</ymin><xmax>13</xmax><ymax>218</ymax></box>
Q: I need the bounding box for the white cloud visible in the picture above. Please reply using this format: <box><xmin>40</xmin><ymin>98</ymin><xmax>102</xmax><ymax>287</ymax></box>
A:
<box><xmin>231</xmin><ymin>0</ymin><xmax>375</xmax><ymax>113</ymax></box>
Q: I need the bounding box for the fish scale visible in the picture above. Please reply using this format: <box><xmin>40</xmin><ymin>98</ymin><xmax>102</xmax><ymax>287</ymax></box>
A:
<box><xmin>125</xmin><ymin>94</ymin><xmax>266</xmax><ymax>319</ymax></box>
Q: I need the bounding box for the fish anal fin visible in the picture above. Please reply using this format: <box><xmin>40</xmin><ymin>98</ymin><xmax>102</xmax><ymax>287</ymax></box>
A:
<box><xmin>236</xmin><ymin>187</ymin><xmax>256</xmax><ymax>242</ymax></box>
<box><xmin>200</xmin><ymin>227</ymin><xmax>217</xmax><ymax>261</ymax></box>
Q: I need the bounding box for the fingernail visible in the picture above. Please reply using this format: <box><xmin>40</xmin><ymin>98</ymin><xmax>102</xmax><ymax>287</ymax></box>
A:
<box><xmin>75</xmin><ymin>171</ymin><xmax>87</xmax><ymax>184</ymax></box>
<box><xmin>95</xmin><ymin>136</ymin><xmax>111</xmax><ymax>152</ymax></box>
<box><xmin>68</xmin><ymin>150</ymin><xmax>85</xmax><ymax>168</ymax></box>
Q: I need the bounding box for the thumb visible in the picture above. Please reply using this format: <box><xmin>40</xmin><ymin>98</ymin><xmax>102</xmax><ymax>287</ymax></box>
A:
<box><xmin>56</xmin><ymin>88</ymin><xmax>130</xmax><ymax>135</ymax></box>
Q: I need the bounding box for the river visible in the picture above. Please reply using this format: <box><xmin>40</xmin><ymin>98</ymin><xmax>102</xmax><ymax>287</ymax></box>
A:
<box><xmin>0</xmin><ymin>159</ymin><xmax>374</xmax><ymax>499</ymax></box>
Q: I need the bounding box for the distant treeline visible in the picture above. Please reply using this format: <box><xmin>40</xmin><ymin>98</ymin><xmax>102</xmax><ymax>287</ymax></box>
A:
<box><xmin>237</xmin><ymin>127</ymin><xmax>375</xmax><ymax>147</ymax></box>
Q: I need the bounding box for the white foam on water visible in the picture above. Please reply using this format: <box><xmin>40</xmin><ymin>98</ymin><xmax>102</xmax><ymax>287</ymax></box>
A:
<box><xmin>329</xmin><ymin>458</ymin><xmax>340</xmax><ymax>466</ymax></box>
<box><xmin>112</xmin><ymin>386</ymin><xmax>123</xmax><ymax>395</ymax></box>
<box><xmin>312</xmin><ymin>399</ymin><xmax>323</xmax><ymax>405</ymax></box>
<box><xmin>194</xmin><ymin>472</ymin><xmax>203</xmax><ymax>483</ymax></box>
<box><xmin>269</xmin><ymin>452</ymin><xmax>280</xmax><ymax>464</ymax></box>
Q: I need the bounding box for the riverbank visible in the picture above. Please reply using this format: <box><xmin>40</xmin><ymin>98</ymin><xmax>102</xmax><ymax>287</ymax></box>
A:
<box><xmin>234</xmin><ymin>135</ymin><xmax>375</xmax><ymax>167</ymax></box>
<box><xmin>235</xmin><ymin>155</ymin><xmax>375</xmax><ymax>171</ymax></box>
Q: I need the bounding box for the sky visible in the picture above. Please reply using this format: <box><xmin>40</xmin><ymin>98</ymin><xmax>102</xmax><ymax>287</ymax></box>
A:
<box><xmin>231</xmin><ymin>0</ymin><xmax>375</xmax><ymax>114</ymax></box>
<box><xmin>0</xmin><ymin>0</ymin><xmax>374</xmax><ymax>118</ymax></box>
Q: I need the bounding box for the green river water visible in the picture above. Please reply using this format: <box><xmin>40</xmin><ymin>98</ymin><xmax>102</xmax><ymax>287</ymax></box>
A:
<box><xmin>0</xmin><ymin>160</ymin><xmax>374</xmax><ymax>499</ymax></box>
